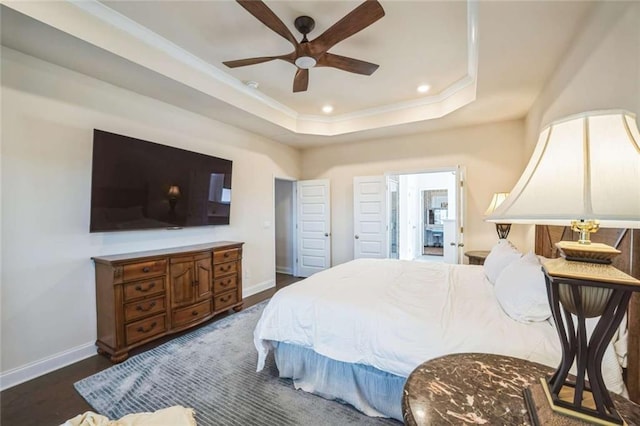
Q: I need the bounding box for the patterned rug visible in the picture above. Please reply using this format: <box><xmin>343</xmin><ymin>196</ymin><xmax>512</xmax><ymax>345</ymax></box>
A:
<box><xmin>75</xmin><ymin>301</ymin><xmax>398</xmax><ymax>425</ymax></box>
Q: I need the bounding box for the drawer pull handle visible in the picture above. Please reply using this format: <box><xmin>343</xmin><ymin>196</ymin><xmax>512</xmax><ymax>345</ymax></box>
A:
<box><xmin>135</xmin><ymin>282</ymin><xmax>156</xmax><ymax>292</ymax></box>
<box><xmin>193</xmin><ymin>280</ymin><xmax>199</xmax><ymax>287</ymax></box>
<box><xmin>136</xmin><ymin>302</ymin><xmax>157</xmax><ymax>312</ymax></box>
<box><xmin>192</xmin><ymin>310</ymin><xmax>199</xmax><ymax>316</ymax></box>
<box><xmin>136</xmin><ymin>322</ymin><xmax>157</xmax><ymax>333</ymax></box>
<box><xmin>221</xmin><ymin>295</ymin><xmax>231</xmax><ymax>302</ymax></box>
<box><xmin>224</xmin><ymin>252</ymin><xmax>230</xmax><ymax>258</ymax></box>
<box><xmin>221</xmin><ymin>279</ymin><xmax>232</xmax><ymax>287</ymax></box>
<box><xmin>142</xmin><ymin>267</ymin><xmax>150</xmax><ymax>273</ymax></box>
<box><xmin>219</xmin><ymin>266</ymin><xmax>231</xmax><ymax>272</ymax></box>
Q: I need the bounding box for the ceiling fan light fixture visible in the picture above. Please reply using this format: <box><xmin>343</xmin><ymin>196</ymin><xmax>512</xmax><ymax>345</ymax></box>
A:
<box><xmin>295</xmin><ymin>56</ymin><xmax>317</xmax><ymax>70</ymax></box>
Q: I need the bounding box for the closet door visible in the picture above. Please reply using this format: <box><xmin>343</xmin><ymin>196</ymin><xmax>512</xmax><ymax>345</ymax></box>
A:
<box><xmin>353</xmin><ymin>176</ymin><xmax>388</xmax><ymax>259</ymax></box>
<box><xmin>296</xmin><ymin>179</ymin><xmax>331</xmax><ymax>277</ymax></box>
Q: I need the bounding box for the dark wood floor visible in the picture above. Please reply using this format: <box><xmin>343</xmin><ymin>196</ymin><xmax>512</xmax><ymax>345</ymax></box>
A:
<box><xmin>0</xmin><ymin>273</ymin><xmax>302</xmax><ymax>426</ymax></box>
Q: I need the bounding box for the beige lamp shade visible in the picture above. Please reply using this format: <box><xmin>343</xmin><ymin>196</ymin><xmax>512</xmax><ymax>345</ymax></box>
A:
<box><xmin>167</xmin><ymin>185</ymin><xmax>181</xmax><ymax>198</ymax></box>
<box><xmin>487</xmin><ymin>110</ymin><xmax>640</xmax><ymax>228</ymax></box>
<box><xmin>484</xmin><ymin>192</ymin><xmax>510</xmax><ymax>216</ymax></box>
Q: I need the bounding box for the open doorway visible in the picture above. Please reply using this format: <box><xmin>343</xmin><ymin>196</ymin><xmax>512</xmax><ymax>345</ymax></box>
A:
<box><xmin>274</xmin><ymin>178</ymin><xmax>295</xmax><ymax>278</ymax></box>
<box><xmin>387</xmin><ymin>170</ymin><xmax>459</xmax><ymax>263</ymax></box>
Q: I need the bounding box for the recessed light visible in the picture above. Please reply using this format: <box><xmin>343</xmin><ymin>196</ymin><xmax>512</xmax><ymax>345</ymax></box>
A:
<box><xmin>245</xmin><ymin>80</ymin><xmax>259</xmax><ymax>89</ymax></box>
<box><xmin>322</xmin><ymin>105</ymin><xmax>334</xmax><ymax>114</ymax></box>
<box><xmin>417</xmin><ymin>84</ymin><xmax>431</xmax><ymax>94</ymax></box>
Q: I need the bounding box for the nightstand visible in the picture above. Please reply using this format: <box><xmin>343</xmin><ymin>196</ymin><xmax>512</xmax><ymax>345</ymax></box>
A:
<box><xmin>402</xmin><ymin>353</ymin><xmax>639</xmax><ymax>426</ymax></box>
<box><xmin>464</xmin><ymin>250</ymin><xmax>490</xmax><ymax>265</ymax></box>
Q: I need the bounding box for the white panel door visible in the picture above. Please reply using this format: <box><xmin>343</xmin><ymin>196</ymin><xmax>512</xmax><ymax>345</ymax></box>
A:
<box><xmin>296</xmin><ymin>179</ymin><xmax>331</xmax><ymax>277</ymax></box>
<box><xmin>354</xmin><ymin>176</ymin><xmax>387</xmax><ymax>259</ymax></box>
<box><xmin>443</xmin><ymin>166</ymin><xmax>465</xmax><ymax>264</ymax></box>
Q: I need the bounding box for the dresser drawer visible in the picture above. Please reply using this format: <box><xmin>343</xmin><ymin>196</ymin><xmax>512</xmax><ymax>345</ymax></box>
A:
<box><xmin>123</xmin><ymin>277</ymin><xmax>166</xmax><ymax>301</ymax></box>
<box><xmin>172</xmin><ymin>300</ymin><xmax>213</xmax><ymax>328</ymax></box>
<box><xmin>213</xmin><ymin>248</ymin><xmax>240</xmax><ymax>264</ymax></box>
<box><xmin>125</xmin><ymin>314</ymin><xmax>166</xmax><ymax>345</ymax></box>
<box><xmin>124</xmin><ymin>295</ymin><xmax>166</xmax><ymax>323</ymax></box>
<box><xmin>214</xmin><ymin>291</ymin><xmax>238</xmax><ymax>311</ymax></box>
<box><xmin>214</xmin><ymin>261</ymin><xmax>237</xmax><ymax>277</ymax></box>
<box><xmin>213</xmin><ymin>275</ymin><xmax>237</xmax><ymax>294</ymax></box>
<box><xmin>123</xmin><ymin>259</ymin><xmax>167</xmax><ymax>281</ymax></box>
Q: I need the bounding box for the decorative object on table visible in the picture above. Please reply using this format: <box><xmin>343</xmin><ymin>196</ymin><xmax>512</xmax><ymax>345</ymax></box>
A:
<box><xmin>484</xmin><ymin>191</ymin><xmax>511</xmax><ymax>239</ymax></box>
<box><xmin>487</xmin><ymin>110</ymin><xmax>640</xmax><ymax>425</ymax></box>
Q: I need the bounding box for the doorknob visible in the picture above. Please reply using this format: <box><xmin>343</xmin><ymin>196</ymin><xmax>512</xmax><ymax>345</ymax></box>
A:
<box><xmin>450</xmin><ymin>242</ymin><xmax>456</xmax><ymax>246</ymax></box>
<box><xmin>458</xmin><ymin>243</ymin><xmax>465</xmax><ymax>247</ymax></box>
<box><xmin>324</xmin><ymin>233</ymin><xmax>330</xmax><ymax>237</ymax></box>
<box><xmin>355</xmin><ymin>235</ymin><xmax>360</xmax><ymax>239</ymax></box>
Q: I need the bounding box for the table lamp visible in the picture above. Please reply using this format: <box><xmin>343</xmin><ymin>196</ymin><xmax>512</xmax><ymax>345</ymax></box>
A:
<box><xmin>487</xmin><ymin>110</ymin><xmax>640</xmax><ymax>425</ymax></box>
<box><xmin>484</xmin><ymin>192</ymin><xmax>511</xmax><ymax>239</ymax></box>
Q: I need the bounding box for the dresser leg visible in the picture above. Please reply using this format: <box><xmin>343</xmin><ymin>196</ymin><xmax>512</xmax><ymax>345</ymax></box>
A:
<box><xmin>110</xmin><ymin>352</ymin><xmax>129</xmax><ymax>363</ymax></box>
<box><xmin>233</xmin><ymin>304</ymin><xmax>244</xmax><ymax>312</ymax></box>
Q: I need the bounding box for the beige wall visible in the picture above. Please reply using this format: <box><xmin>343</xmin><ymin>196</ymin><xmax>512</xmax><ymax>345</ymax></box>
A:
<box><xmin>526</xmin><ymin>1</ymin><xmax>640</xmax><ymax>155</ymax></box>
<box><xmin>522</xmin><ymin>1</ymin><xmax>640</xmax><ymax>247</ymax></box>
<box><xmin>0</xmin><ymin>47</ymin><xmax>300</xmax><ymax>384</ymax></box>
<box><xmin>300</xmin><ymin>120</ymin><xmax>528</xmax><ymax>266</ymax></box>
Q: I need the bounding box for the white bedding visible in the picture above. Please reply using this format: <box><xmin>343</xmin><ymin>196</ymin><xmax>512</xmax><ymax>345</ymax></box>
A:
<box><xmin>254</xmin><ymin>258</ymin><xmax>626</xmax><ymax>395</ymax></box>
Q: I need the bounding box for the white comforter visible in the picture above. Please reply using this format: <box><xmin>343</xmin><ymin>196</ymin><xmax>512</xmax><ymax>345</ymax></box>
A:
<box><xmin>254</xmin><ymin>259</ymin><xmax>625</xmax><ymax>394</ymax></box>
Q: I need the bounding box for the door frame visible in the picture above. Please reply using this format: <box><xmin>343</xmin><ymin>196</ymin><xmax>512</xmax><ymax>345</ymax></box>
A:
<box><xmin>385</xmin><ymin>166</ymin><xmax>464</xmax><ymax>263</ymax></box>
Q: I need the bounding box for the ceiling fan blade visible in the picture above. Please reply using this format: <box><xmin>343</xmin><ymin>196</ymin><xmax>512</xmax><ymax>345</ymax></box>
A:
<box><xmin>223</xmin><ymin>52</ymin><xmax>296</xmax><ymax>69</ymax></box>
<box><xmin>223</xmin><ymin>56</ymin><xmax>279</xmax><ymax>68</ymax></box>
<box><xmin>293</xmin><ymin>68</ymin><xmax>309</xmax><ymax>93</ymax></box>
<box><xmin>311</xmin><ymin>0</ymin><xmax>385</xmax><ymax>53</ymax></box>
<box><xmin>236</xmin><ymin>0</ymin><xmax>299</xmax><ymax>48</ymax></box>
<box><xmin>317</xmin><ymin>53</ymin><xmax>379</xmax><ymax>75</ymax></box>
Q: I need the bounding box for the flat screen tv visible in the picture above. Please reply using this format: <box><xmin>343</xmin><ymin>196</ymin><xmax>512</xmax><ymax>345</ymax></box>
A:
<box><xmin>90</xmin><ymin>129</ymin><xmax>232</xmax><ymax>232</ymax></box>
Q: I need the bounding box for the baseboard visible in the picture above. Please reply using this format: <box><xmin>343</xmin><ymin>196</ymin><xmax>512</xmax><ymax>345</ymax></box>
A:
<box><xmin>243</xmin><ymin>278</ymin><xmax>275</xmax><ymax>299</ymax></box>
<box><xmin>276</xmin><ymin>265</ymin><xmax>293</xmax><ymax>275</ymax></box>
<box><xmin>0</xmin><ymin>342</ymin><xmax>96</xmax><ymax>391</ymax></box>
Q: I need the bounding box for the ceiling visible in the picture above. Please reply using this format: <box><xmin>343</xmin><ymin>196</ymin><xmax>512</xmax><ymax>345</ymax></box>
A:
<box><xmin>0</xmin><ymin>1</ymin><xmax>594</xmax><ymax>148</ymax></box>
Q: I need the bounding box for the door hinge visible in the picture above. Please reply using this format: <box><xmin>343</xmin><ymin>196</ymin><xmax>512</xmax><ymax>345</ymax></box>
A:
<box><xmin>460</xmin><ymin>181</ymin><xmax>464</xmax><ymax>187</ymax></box>
<box><xmin>460</xmin><ymin>226</ymin><xmax>464</xmax><ymax>233</ymax></box>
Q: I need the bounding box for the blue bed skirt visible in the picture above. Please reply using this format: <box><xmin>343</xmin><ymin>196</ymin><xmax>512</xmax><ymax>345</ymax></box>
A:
<box><xmin>272</xmin><ymin>341</ymin><xmax>406</xmax><ymax>421</ymax></box>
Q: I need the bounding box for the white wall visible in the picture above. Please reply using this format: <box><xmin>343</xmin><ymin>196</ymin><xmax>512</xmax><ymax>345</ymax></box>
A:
<box><xmin>0</xmin><ymin>48</ymin><xmax>300</xmax><ymax>386</ymax></box>
<box><xmin>274</xmin><ymin>179</ymin><xmax>294</xmax><ymax>274</ymax></box>
<box><xmin>300</xmin><ymin>119</ymin><xmax>528</xmax><ymax>266</ymax></box>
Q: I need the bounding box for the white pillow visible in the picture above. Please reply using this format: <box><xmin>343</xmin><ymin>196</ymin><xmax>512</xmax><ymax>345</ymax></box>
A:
<box><xmin>494</xmin><ymin>251</ymin><xmax>551</xmax><ymax>323</ymax></box>
<box><xmin>483</xmin><ymin>240</ymin><xmax>522</xmax><ymax>284</ymax></box>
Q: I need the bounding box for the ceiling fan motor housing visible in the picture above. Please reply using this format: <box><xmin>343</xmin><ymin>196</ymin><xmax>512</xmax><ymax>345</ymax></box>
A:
<box><xmin>294</xmin><ymin>16</ymin><xmax>315</xmax><ymax>38</ymax></box>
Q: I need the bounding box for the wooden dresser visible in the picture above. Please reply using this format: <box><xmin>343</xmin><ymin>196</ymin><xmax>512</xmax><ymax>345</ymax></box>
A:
<box><xmin>93</xmin><ymin>241</ymin><xmax>243</xmax><ymax>362</ymax></box>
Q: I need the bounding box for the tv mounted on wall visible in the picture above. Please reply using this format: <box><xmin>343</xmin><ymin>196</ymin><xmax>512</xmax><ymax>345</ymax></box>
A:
<box><xmin>90</xmin><ymin>129</ymin><xmax>232</xmax><ymax>232</ymax></box>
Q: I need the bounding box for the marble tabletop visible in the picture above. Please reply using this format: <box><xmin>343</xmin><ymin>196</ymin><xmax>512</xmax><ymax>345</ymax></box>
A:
<box><xmin>402</xmin><ymin>353</ymin><xmax>640</xmax><ymax>425</ymax></box>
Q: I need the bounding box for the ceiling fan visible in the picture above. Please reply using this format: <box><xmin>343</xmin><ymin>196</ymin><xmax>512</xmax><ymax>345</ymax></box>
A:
<box><xmin>223</xmin><ymin>0</ymin><xmax>385</xmax><ymax>93</ymax></box>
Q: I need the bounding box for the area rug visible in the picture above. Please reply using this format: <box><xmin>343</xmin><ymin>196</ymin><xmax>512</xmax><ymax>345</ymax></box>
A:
<box><xmin>75</xmin><ymin>301</ymin><xmax>398</xmax><ymax>425</ymax></box>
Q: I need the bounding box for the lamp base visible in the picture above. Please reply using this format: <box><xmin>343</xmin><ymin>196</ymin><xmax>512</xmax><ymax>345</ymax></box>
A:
<box><xmin>556</xmin><ymin>241</ymin><xmax>620</xmax><ymax>264</ymax></box>
<box><xmin>524</xmin><ymin>379</ymin><xmax>626</xmax><ymax>426</ymax></box>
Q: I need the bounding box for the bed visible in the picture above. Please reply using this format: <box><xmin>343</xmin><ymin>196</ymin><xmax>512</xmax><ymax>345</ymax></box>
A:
<box><xmin>254</xmin><ymin>226</ymin><xmax>639</xmax><ymax>421</ymax></box>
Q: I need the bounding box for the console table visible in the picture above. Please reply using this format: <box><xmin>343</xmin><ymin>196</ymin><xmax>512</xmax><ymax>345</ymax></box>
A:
<box><xmin>93</xmin><ymin>241</ymin><xmax>243</xmax><ymax>362</ymax></box>
<box><xmin>402</xmin><ymin>353</ymin><xmax>639</xmax><ymax>425</ymax></box>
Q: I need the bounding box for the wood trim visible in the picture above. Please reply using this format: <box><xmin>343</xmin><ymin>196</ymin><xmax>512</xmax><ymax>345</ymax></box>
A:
<box><xmin>535</xmin><ymin>226</ymin><xmax>639</xmax><ymax>403</ymax></box>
